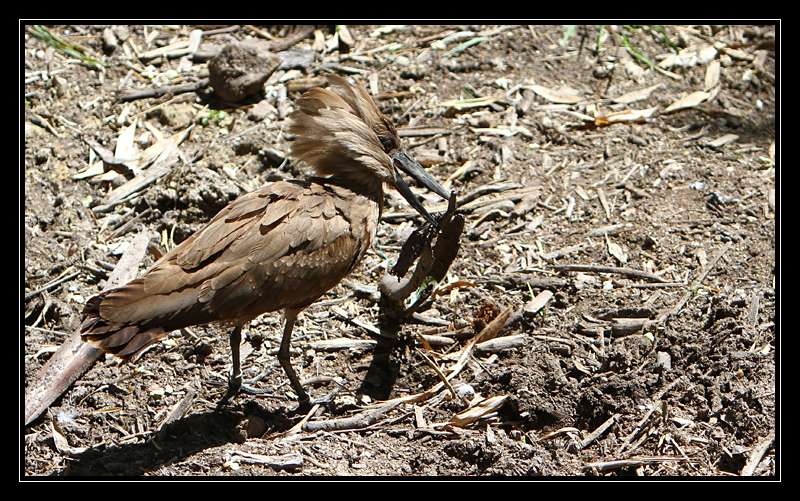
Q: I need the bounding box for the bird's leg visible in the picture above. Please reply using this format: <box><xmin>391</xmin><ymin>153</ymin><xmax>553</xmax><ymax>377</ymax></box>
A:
<box><xmin>277</xmin><ymin>309</ymin><xmax>310</xmax><ymax>410</ymax></box>
<box><xmin>218</xmin><ymin>325</ymin><xmax>243</xmax><ymax>405</ymax></box>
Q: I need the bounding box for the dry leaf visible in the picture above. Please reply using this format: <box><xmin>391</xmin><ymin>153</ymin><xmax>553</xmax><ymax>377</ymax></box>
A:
<box><xmin>606</xmin><ymin>236</ymin><xmax>628</xmax><ymax>264</ymax></box>
<box><xmin>659</xmin><ymin>48</ymin><xmax>698</xmax><ymax>69</ymax></box>
<box><xmin>698</xmin><ymin>45</ymin><xmax>718</xmax><ymax>64</ymax></box>
<box><xmin>769</xmin><ymin>142</ymin><xmax>775</xmax><ymax>163</ymax></box>
<box><xmin>528</xmin><ymin>84</ymin><xmax>582</xmax><ymax>104</ymax></box>
<box><xmin>612</xmin><ymin>84</ymin><xmax>663</xmax><ymax>104</ymax></box>
<box><xmin>449</xmin><ymin>395</ymin><xmax>509</xmax><ymax>427</ymax></box>
<box><xmin>50</xmin><ymin>420</ymin><xmax>88</xmax><ymax>456</ymax></box>
<box><xmin>664</xmin><ymin>90</ymin><xmax>712</xmax><ymax>113</ymax></box>
<box><xmin>705</xmin><ymin>60</ymin><xmax>721</xmax><ymax>91</ymax></box>
<box><xmin>114</xmin><ymin>118</ymin><xmax>138</xmax><ymax>164</ymax></box>
<box><xmin>71</xmin><ymin>161</ymin><xmax>105</xmax><ymax>180</ymax></box>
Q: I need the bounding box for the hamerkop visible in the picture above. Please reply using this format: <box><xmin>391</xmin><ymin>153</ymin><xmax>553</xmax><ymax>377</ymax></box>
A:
<box><xmin>80</xmin><ymin>76</ymin><xmax>450</xmax><ymax>409</ymax></box>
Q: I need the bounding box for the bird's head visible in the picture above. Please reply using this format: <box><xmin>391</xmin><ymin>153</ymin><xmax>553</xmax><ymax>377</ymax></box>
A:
<box><xmin>289</xmin><ymin>75</ymin><xmax>450</xmax><ymax>223</ymax></box>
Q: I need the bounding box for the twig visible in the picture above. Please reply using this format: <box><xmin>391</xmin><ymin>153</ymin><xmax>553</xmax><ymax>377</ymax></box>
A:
<box><xmin>157</xmin><ymin>388</ymin><xmax>197</xmax><ymax>431</ymax></box>
<box><xmin>415</xmin><ymin>346</ymin><xmax>459</xmax><ymax>401</ymax></box>
<box><xmin>741</xmin><ymin>433</ymin><xmax>774</xmax><ymax>476</ymax></box>
<box><xmin>25</xmin><ymin>269</ymin><xmax>81</xmax><ymax>302</ymax></box>
<box><xmin>397</xmin><ymin>127</ymin><xmax>453</xmax><ymax>138</ymax></box>
<box><xmin>658</xmin><ymin>243</ymin><xmax>732</xmax><ymax>322</ymax></box>
<box><xmin>117</xmin><ymin>78</ymin><xmax>210</xmax><ymax>102</ymax></box>
<box><xmin>554</xmin><ymin>264</ymin><xmax>669</xmax><ymax>283</ymax></box>
<box><xmin>584</xmin><ymin>456</ymin><xmax>688</xmax><ymax>473</ymax></box>
<box><xmin>626</xmin><ymin>282</ymin><xmax>686</xmax><ymax>289</ymax></box>
<box><xmin>578</xmin><ymin>414</ymin><xmax>619</xmax><ymax>450</ymax></box>
<box><xmin>227</xmin><ymin>451</ymin><xmax>303</xmax><ymax>470</ymax></box>
<box><xmin>459</xmin><ymin>182</ymin><xmax>523</xmax><ymax>206</ymax></box>
<box><xmin>617</xmin><ymin>377</ymin><xmax>684</xmax><ymax>455</ymax></box>
<box><xmin>302</xmin><ymin>402</ymin><xmax>401</xmax><ymax>432</ymax></box>
<box><xmin>264</xmin><ymin>25</ymin><xmax>315</xmax><ymax>52</ymax></box>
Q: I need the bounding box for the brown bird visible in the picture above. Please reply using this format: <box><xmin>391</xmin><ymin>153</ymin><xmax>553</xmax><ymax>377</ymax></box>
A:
<box><xmin>80</xmin><ymin>76</ymin><xmax>450</xmax><ymax>408</ymax></box>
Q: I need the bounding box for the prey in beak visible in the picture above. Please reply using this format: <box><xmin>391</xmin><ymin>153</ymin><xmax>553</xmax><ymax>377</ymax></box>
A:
<box><xmin>392</xmin><ymin>150</ymin><xmax>451</xmax><ymax>225</ymax></box>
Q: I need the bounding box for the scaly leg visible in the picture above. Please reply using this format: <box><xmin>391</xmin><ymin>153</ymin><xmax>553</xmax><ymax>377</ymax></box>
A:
<box><xmin>218</xmin><ymin>325</ymin><xmax>243</xmax><ymax>405</ymax></box>
<box><xmin>277</xmin><ymin>309</ymin><xmax>310</xmax><ymax>409</ymax></box>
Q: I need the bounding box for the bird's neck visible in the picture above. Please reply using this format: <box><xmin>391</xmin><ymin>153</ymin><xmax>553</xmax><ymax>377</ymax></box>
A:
<box><xmin>324</xmin><ymin>173</ymin><xmax>384</xmax><ymax>202</ymax></box>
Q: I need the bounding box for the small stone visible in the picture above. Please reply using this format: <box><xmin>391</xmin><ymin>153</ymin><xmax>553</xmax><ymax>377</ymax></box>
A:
<box><xmin>655</xmin><ymin>351</ymin><xmax>672</xmax><ymax>371</ymax></box>
<box><xmin>34</xmin><ymin>148</ymin><xmax>50</xmax><ymax>165</ymax></box>
<box><xmin>156</xmin><ymin>103</ymin><xmax>195</xmax><ymax>129</ymax></box>
<box><xmin>114</xmin><ymin>26</ymin><xmax>130</xmax><ymax>42</ymax></box>
<box><xmin>247</xmin><ymin>100</ymin><xmax>276</xmax><ymax>122</ymax></box>
<box><xmin>102</xmin><ymin>27</ymin><xmax>118</xmax><ymax>53</ymax></box>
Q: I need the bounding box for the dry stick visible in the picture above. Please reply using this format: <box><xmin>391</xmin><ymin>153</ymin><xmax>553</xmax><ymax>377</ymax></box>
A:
<box><xmin>554</xmin><ymin>264</ymin><xmax>669</xmax><ymax>284</ymax></box>
<box><xmin>302</xmin><ymin>401</ymin><xmax>402</xmax><ymax>432</ymax></box>
<box><xmin>627</xmin><ymin>282</ymin><xmax>686</xmax><ymax>289</ymax></box>
<box><xmin>578</xmin><ymin>414</ymin><xmax>619</xmax><ymax>450</ymax></box>
<box><xmin>741</xmin><ymin>433</ymin><xmax>774</xmax><ymax>476</ymax></box>
<box><xmin>263</xmin><ymin>25</ymin><xmax>316</xmax><ymax>52</ymax></box>
<box><xmin>658</xmin><ymin>243</ymin><xmax>733</xmax><ymax>322</ymax></box>
<box><xmin>584</xmin><ymin>456</ymin><xmax>687</xmax><ymax>473</ymax></box>
<box><xmin>397</xmin><ymin>127</ymin><xmax>453</xmax><ymax>138</ymax></box>
<box><xmin>25</xmin><ymin>269</ymin><xmax>81</xmax><ymax>302</ymax></box>
<box><xmin>24</xmin><ymin>230</ymin><xmax>152</xmax><ymax>426</ymax></box>
<box><xmin>415</xmin><ymin>346</ymin><xmax>459</xmax><ymax>401</ymax></box>
<box><xmin>157</xmin><ymin>388</ymin><xmax>197</xmax><ymax>431</ymax></box>
<box><xmin>616</xmin><ymin>376</ymin><xmax>684</xmax><ymax>455</ymax></box>
<box><xmin>117</xmin><ymin>78</ymin><xmax>210</xmax><ymax>102</ymax></box>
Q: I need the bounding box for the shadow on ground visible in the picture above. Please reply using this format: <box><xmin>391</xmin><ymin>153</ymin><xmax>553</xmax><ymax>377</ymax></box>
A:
<box><xmin>62</xmin><ymin>409</ymin><xmax>244</xmax><ymax>476</ymax></box>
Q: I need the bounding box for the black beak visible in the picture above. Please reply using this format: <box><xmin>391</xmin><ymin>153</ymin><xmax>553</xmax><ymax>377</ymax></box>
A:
<box><xmin>392</xmin><ymin>151</ymin><xmax>451</xmax><ymax>224</ymax></box>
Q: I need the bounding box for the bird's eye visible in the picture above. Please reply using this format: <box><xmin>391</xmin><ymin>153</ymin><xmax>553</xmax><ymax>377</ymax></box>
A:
<box><xmin>379</xmin><ymin>135</ymin><xmax>394</xmax><ymax>152</ymax></box>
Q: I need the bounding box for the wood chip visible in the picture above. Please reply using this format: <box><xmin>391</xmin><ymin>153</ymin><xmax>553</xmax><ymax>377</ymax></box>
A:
<box><xmin>612</xmin><ymin>84</ymin><xmax>663</xmax><ymax>104</ymax></box>
<box><xmin>705</xmin><ymin>60</ymin><xmax>721</xmax><ymax>91</ymax></box>
<box><xmin>707</xmin><ymin>133</ymin><xmax>739</xmax><ymax>148</ymax></box>
<box><xmin>528</xmin><ymin>84</ymin><xmax>582</xmax><ymax>104</ymax></box>
<box><xmin>228</xmin><ymin>451</ymin><xmax>303</xmax><ymax>470</ymax></box>
<box><xmin>307</xmin><ymin>338</ymin><xmax>377</xmax><ymax>351</ymax></box>
<box><xmin>595</xmin><ymin>107</ymin><xmax>657</xmax><ymax>126</ymax></box>
<box><xmin>475</xmin><ymin>334</ymin><xmax>526</xmax><ymax>353</ymax></box>
<box><xmin>524</xmin><ymin>290</ymin><xmax>553</xmax><ymax>317</ymax></box>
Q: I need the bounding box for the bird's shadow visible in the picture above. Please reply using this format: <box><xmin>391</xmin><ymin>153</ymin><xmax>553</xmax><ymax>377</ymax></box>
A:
<box><xmin>59</xmin><ymin>336</ymin><xmax>405</xmax><ymax>476</ymax></box>
<box><xmin>60</xmin><ymin>403</ymin><xmax>291</xmax><ymax>476</ymax></box>
<box><xmin>356</xmin><ymin>336</ymin><xmax>404</xmax><ymax>401</ymax></box>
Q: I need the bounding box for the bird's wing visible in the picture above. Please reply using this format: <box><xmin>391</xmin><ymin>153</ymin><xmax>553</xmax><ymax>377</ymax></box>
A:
<box><xmin>92</xmin><ymin>180</ymin><xmax>366</xmax><ymax>329</ymax></box>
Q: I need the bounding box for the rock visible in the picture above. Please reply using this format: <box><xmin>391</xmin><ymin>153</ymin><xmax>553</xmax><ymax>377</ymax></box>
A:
<box><xmin>247</xmin><ymin>99</ymin><xmax>276</xmax><ymax>122</ymax></box>
<box><xmin>102</xmin><ymin>27</ymin><xmax>118</xmax><ymax>53</ymax></box>
<box><xmin>655</xmin><ymin>351</ymin><xmax>672</xmax><ymax>371</ymax></box>
<box><xmin>113</xmin><ymin>26</ymin><xmax>130</xmax><ymax>42</ymax></box>
<box><xmin>34</xmin><ymin>148</ymin><xmax>51</xmax><ymax>165</ymax></box>
<box><xmin>155</xmin><ymin>103</ymin><xmax>195</xmax><ymax>129</ymax></box>
<box><xmin>208</xmin><ymin>43</ymin><xmax>280</xmax><ymax>102</ymax></box>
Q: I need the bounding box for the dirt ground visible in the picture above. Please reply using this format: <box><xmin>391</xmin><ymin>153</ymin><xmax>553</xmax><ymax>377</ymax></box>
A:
<box><xmin>22</xmin><ymin>24</ymin><xmax>777</xmax><ymax>477</ymax></box>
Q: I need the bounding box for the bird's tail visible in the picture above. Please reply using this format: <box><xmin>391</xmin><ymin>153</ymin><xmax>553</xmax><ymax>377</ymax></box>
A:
<box><xmin>80</xmin><ymin>291</ymin><xmax>167</xmax><ymax>361</ymax></box>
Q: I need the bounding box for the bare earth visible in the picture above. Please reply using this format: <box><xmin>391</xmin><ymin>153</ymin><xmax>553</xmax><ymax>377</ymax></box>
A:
<box><xmin>23</xmin><ymin>24</ymin><xmax>777</xmax><ymax>477</ymax></box>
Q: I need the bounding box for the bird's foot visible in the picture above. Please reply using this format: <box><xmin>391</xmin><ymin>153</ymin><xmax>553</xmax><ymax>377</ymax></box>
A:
<box><xmin>216</xmin><ymin>375</ymin><xmax>242</xmax><ymax>406</ymax></box>
<box><xmin>292</xmin><ymin>390</ymin><xmax>337</xmax><ymax>414</ymax></box>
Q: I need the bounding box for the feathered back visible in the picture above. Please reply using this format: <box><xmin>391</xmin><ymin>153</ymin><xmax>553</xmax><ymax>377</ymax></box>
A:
<box><xmin>289</xmin><ymin>75</ymin><xmax>399</xmax><ymax>184</ymax></box>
